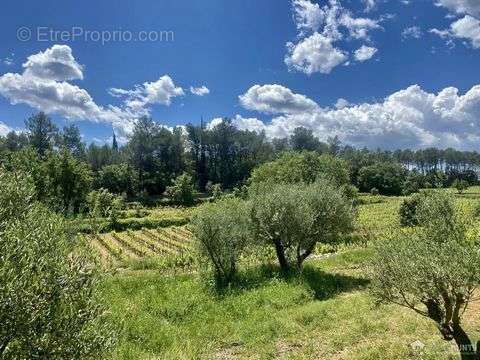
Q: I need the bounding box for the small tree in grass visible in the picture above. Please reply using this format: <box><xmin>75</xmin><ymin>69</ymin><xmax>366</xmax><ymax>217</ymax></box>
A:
<box><xmin>250</xmin><ymin>180</ymin><xmax>355</xmax><ymax>272</ymax></box>
<box><xmin>453</xmin><ymin>179</ymin><xmax>469</xmax><ymax>194</ymax></box>
<box><xmin>166</xmin><ymin>173</ymin><xmax>195</xmax><ymax>205</ymax></box>
<box><xmin>191</xmin><ymin>198</ymin><xmax>250</xmax><ymax>285</ymax></box>
<box><xmin>372</xmin><ymin>191</ymin><xmax>480</xmax><ymax>359</ymax></box>
<box><xmin>0</xmin><ymin>170</ymin><xmax>113</xmax><ymax>358</ymax></box>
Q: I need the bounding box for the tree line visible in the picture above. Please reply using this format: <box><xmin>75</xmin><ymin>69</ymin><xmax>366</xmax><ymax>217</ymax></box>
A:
<box><xmin>1</xmin><ymin>112</ymin><xmax>480</xmax><ymax>214</ymax></box>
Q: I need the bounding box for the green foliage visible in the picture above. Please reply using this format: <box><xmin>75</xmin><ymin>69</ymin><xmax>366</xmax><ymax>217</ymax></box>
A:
<box><xmin>86</xmin><ymin>188</ymin><xmax>125</xmax><ymax>233</ymax></box>
<box><xmin>207</xmin><ymin>183</ymin><xmax>223</xmax><ymax>200</ymax></box>
<box><xmin>0</xmin><ymin>170</ymin><xmax>113</xmax><ymax>358</ymax></box>
<box><xmin>340</xmin><ymin>184</ymin><xmax>360</xmax><ymax>206</ymax></box>
<box><xmin>24</xmin><ymin>112</ymin><xmax>58</xmax><ymax>156</ymax></box>
<box><xmin>402</xmin><ymin>170</ymin><xmax>423</xmax><ymax>195</ymax></box>
<box><xmin>372</xmin><ymin>191</ymin><xmax>480</xmax><ymax>356</ymax></box>
<box><xmin>358</xmin><ymin>162</ymin><xmax>407</xmax><ymax>196</ymax></box>
<box><xmin>191</xmin><ymin>198</ymin><xmax>250</xmax><ymax>285</ymax></box>
<box><xmin>42</xmin><ymin>149</ymin><xmax>92</xmax><ymax>214</ymax></box>
<box><xmin>250</xmin><ymin>180</ymin><xmax>355</xmax><ymax>271</ymax></box>
<box><xmin>250</xmin><ymin>151</ymin><xmax>350</xmax><ymax>187</ymax></box>
<box><xmin>398</xmin><ymin>191</ymin><xmax>433</xmax><ymax>227</ymax></box>
<box><xmin>166</xmin><ymin>173</ymin><xmax>195</xmax><ymax>205</ymax></box>
<box><xmin>370</xmin><ymin>187</ymin><xmax>379</xmax><ymax>196</ymax></box>
<box><xmin>453</xmin><ymin>179</ymin><xmax>469</xmax><ymax>194</ymax></box>
<box><xmin>95</xmin><ymin>163</ymin><xmax>138</xmax><ymax>196</ymax></box>
<box><xmin>127</xmin><ymin>116</ymin><xmax>186</xmax><ymax>195</ymax></box>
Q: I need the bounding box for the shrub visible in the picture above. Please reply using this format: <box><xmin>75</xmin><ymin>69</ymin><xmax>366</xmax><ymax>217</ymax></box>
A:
<box><xmin>0</xmin><ymin>170</ymin><xmax>113</xmax><ymax>358</ymax></box>
<box><xmin>249</xmin><ymin>152</ymin><xmax>350</xmax><ymax>187</ymax></box>
<box><xmin>372</xmin><ymin>191</ymin><xmax>480</xmax><ymax>358</ymax></box>
<box><xmin>87</xmin><ymin>188</ymin><xmax>123</xmax><ymax>218</ymax></box>
<box><xmin>250</xmin><ymin>180</ymin><xmax>355</xmax><ymax>271</ymax></box>
<box><xmin>166</xmin><ymin>173</ymin><xmax>195</xmax><ymax>205</ymax></box>
<box><xmin>340</xmin><ymin>184</ymin><xmax>360</xmax><ymax>206</ymax></box>
<box><xmin>191</xmin><ymin>198</ymin><xmax>250</xmax><ymax>285</ymax></box>
<box><xmin>358</xmin><ymin>162</ymin><xmax>407</xmax><ymax>196</ymax></box>
<box><xmin>398</xmin><ymin>191</ymin><xmax>435</xmax><ymax>227</ymax></box>
<box><xmin>452</xmin><ymin>179</ymin><xmax>469</xmax><ymax>194</ymax></box>
<box><xmin>210</xmin><ymin>183</ymin><xmax>223</xmax><ymax>201</ymax></box>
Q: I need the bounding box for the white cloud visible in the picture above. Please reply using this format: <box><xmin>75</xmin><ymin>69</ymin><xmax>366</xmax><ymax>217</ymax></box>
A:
<box><xmin>292</xmin><ymin>0</ymin><xmax>324</xmax><ymax>34</ymax></box>
<box><xmin>353</xmin><ymin>45</ymin><xmax>378</xmax><ymax>61</ymax></box>
<box><xmin>285</xmin><ymin>33</ymin><xmax>348</xmax><ymax>74</ymax></box>
<box><xmin>431</xmin><ymin>15</ymin><xmax>480</xmax><ymax>49</ymax></box>
<box><xmin>190</xmin><ymin>85</ymin><xmax>210</xmax><ymax>96</ymax></box>
<box><xmin>402</xmin><ymin>26</ymin><xmax>423</xmax><ymax>39</ymax></box>
<box><xmin>335</xmin><ymin>98</ymin><xmax>350</xmax><ymax>109</ymax></box>
<box><xmin>450</xmin><ymin>15</ymin><xmax>480</xmax><ymax>48</ymax></box>
<box><xmin>3</xmin><ymin>53</ymin><xmax>14</xmax><ymax>66</ymax></box>
<box><xmin>111</xmin><ymin>75</ymin><xmax>184</xmax><ymax>113</ymax></box>
<box><xmin>435</xmin><ymin>0</ymin><xmax>480</xmax><ymax>17</ymax></box>
<box><xmin>286</xmin><ymin>0</ymin><xmax>383</xmax><ymax>74</ymax></box>
<box><xmin>362</xmin><ymin>0</ymin><xmax>377</xmax><ymax>12</ymax></box>
<box><xmin>0</xmin><ymin>121</ymin><xmax>13</xmax><ymax>137</ymax></box>
<box><xmin>231</xmin><ymin>83</ymin><xmax>480</xmax><ymax>150</ymax></box>
<box><xmin>239</xmin><ymin>84</ymin><xmax>319</xmax><ymax>114</ymax></box>
<box><xmin>23</xmin><ymin>45</ymin><xmax>83</xmax><ymax>81</ymax></box>
<box><xmin>0</xmin><ymin>45</ymin><xmax>185</xmax><ymax>138</ymax></box>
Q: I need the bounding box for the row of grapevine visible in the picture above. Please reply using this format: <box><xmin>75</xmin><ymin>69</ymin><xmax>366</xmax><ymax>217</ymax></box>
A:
<box><xmin>88</xmin><ymin>226</ymin><xmax>194</xmax><ymax>266</ymax></box>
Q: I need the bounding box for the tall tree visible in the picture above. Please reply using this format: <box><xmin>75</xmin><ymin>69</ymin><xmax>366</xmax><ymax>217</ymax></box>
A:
<box><xmin>59</xmin><ymin>124</ymin><xmax>85</xmax><ymax>158</ymax></box>
<box><xmin>24</xmin><ymin>112</ymin><xmax>58</xmax><ymax>156</ymax></box>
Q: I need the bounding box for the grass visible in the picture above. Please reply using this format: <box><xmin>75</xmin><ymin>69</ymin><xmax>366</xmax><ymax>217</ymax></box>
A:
<box><xmin>99</xmin><ymin>247</ymin><xmax>480</xmax><ymax>359</ymax></box>
<box><xmin>95</xmin><ymin>187</ymin><xmax>480</xmax><ymax>359</ymax></box>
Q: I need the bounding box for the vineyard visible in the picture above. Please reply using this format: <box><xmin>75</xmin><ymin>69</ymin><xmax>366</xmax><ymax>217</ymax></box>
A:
<box><xmin>88</xmin><ymin>226</ymin><xmax>194</xmax><ymax>267</ymax></box>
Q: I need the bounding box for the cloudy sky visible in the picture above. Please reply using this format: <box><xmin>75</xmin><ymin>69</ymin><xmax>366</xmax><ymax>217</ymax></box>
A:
<box><xmin>0</xmin><ymin>0</ymin><xmax>479</xmax><ymax>149</ymax></box>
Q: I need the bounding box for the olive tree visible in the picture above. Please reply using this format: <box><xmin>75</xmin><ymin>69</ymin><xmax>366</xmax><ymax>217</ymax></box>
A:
<box><xmin>372</xmin><ymin>191</ymin><xmax>480</xmax><ymax>359</ymax></box>
<box><xmin>0</xmin><ymin>170</ymin><xmax>113</xmax><ymax>359</ymax></box>
<box><xmin>191</xmin><ymin>198</ymin><xmax>250</xmax><ymax>285</ymax></box>
<box><xmin>250</xmin><ymin>180</ymin><xmax>355</xmax><ymax>272</ymax></box>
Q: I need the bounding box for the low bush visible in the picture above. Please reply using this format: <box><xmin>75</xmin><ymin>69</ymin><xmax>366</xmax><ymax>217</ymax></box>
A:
<box><xmin>73</xmin><ymin>216</ymin><xmax>189</xmax><ymax>234</ymax></box>
<box><xmin>191</xmin><ymin>198</ymin><xmax>250</xmax><ymax>285</ymax></box>
<box><xmin>452</xmin><ymin>179</ymin><xmax>469</xmax><ymax>194</ymax></box>
<box><xmin>166</xmin><ymin>173</ymin><xmax>195</xmax><ymax>205</ymax></box>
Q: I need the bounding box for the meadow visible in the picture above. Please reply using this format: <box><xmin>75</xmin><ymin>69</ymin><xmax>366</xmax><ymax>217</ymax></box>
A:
<box><xmin>93</xmin><ymin>187</ymin><xmax>480</xmax><ymax>359</ymax></box>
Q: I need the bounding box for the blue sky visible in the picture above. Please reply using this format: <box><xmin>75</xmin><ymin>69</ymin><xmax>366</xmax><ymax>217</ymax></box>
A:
<box><xmin>0</xmin><ymin>0</ymin><xmax>479</xmax><ymax>149</ymax></box>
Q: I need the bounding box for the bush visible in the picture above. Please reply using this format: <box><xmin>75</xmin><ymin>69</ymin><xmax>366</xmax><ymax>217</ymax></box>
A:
<box><xmin>210</xmin><ymin>183</ymin><xmax>223</xmax><ymax>201</ymax></box>
<box><xmin>166</xmin><ymin>173</ymin><xmax>195</xmax><ymax>205</ymax></box>
<box><xmin>399</xmin><ymin>191</ymin><xmax>429</xmax><ymax>227</ymax></box>
<box><xmin>358</xmin><ymin>162</ymin><xmax>407</xmax><ymax>196</ymax></box>
<box><xmin>452</xmin><ymin>179</ymin><xmax>469</xmax><ymax>194</ymax></box>
<box><xmin>249</xmin><ymin>152</ymin><xmax>350</xmax><ymax>187</ymax></box>
<box><xmin>340</xmin><ymin>184</ymin><xmax>360</xmax><ymax>206</ymax></box>
<box><xmin>372</xmin><ymin>191</ymin><xmax>480</xmax><ymax>358</ymax></box>
<box><xmin>250</xmin><ymin>180</ymin><xmax>355</xmax><ymax>271</ymax></box>
<box><xmin>0</xmin><ymin>170</ymin><xmax>113</xmax><ymax>358</ymax></box>
<box><xmin>191</xmin><ymin>198</ymin><xmax>250</xmax><ymax>285</ymax></box>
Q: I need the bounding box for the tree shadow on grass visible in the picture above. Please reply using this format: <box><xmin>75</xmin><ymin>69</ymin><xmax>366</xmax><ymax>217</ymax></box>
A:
<box><xmin>300</xmin><ymin>266</ymin><xmax>370</xmax><ymax>300</ymax></box>
<box><xmin>212</xmin><ymin>263</ymin><xmax>370</xmax><ymax>301</ymax></box>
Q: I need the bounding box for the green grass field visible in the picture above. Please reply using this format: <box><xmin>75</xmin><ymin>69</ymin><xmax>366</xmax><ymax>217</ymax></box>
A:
<box><xmin>95</xmin><ymin>187</ymin><xmax>480</xmax><ymax>359</ymax></box>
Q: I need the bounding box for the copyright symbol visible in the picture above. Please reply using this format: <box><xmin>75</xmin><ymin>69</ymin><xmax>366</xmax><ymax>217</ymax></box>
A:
<box><xmin>17</xmin><ymin>27</ymin><xmax>31</xmax><ymax>42</ymax></box>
